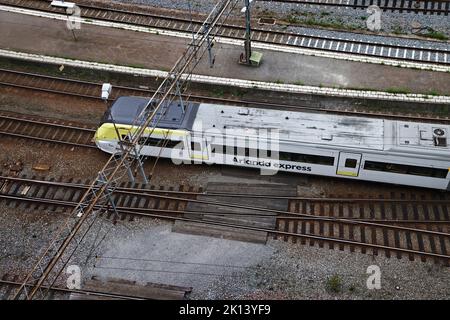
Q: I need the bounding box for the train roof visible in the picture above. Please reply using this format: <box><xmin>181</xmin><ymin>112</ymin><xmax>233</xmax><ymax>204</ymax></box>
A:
<box><xmin>102</xmin><ymin>96</ymin><xmax>199</xmax><ymax>130</ymax></box>
<box><xmin>192</xmin><ymin>103</ymin><xmax>450</xmax><ymax>157</ymax></box>
<box><xmin>101</xmin><ymin>97</ymin><xmax>449</xmax><ymax>160</ymax></box>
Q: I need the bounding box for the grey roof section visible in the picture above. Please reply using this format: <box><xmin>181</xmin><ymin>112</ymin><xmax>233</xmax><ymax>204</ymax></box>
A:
<box><xmin>102</xmin><ymin>96</ymin><xmax>199</xmax><ymax>130</ymax></box>
<box><xmin>193</xmin><ymin>103</ymin><xmax>450</xmax><ymax>158</ymax></box>
<box><xmin>102</xmin><ymin>98</ymin><xmax>450</xmax><ymax>160</ymax></box>
<box><xmin>193</xmin><ymin>103</ymin><xmax>385</xmax><ymax>150</ymax></box>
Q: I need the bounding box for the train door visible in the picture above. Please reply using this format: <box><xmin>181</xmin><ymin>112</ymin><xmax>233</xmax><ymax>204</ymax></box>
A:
<box><xmin>336</xmin><ymin>152</ymin><xmax>362</xmax><ymax>177</ymax></box>
<box><xmin>189</xmin><ymin>137</ymin><xmax>209</xmax><ymax>161</ymax></box>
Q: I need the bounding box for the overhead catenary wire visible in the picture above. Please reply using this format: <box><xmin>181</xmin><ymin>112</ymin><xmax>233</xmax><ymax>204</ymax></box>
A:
<box><xmin>96</xmin><ymin>256</ymin><xmax>254</xmax><ymax>269</ymax></box>
<box><xmin>12</xmin><ymin>0</ymin><xmax>242</xmax><ymax>300</ymax></box>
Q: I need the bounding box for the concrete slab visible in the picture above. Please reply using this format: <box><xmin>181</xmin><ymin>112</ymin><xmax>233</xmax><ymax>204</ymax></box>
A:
<box><xmin>172</xmin><ymin>182</ymin><xmax>296</xmax><ymax>243</ymax></box>
<box><xmin>0</xmin><ymin>11</ymin><xmax>449</xmax><ymax>94</ymax></box>
<box><xmin>89</xmin><ymin>224</ymin><xmax>273</xmax><ymax>292</ymax></box>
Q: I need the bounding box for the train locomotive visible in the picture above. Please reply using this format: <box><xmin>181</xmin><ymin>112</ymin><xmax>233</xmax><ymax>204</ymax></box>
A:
<box><xmin>94</xmin><ymin>96</ymin><xmax>450</xmax><ymax>190</ymax></box>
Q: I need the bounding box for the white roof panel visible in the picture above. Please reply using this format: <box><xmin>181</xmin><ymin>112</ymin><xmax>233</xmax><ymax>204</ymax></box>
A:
<box><xmin>194</xmin><ymin>103</ymin><xmax>385</xmax><ymax>151</ymax></box>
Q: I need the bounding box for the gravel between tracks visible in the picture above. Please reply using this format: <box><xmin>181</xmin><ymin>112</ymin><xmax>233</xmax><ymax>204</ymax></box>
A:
<box><xmin>15</xmin><ymin>216</ymin><xmax>449</xmax><ymax>300</ymax></box>
<box><xmin>111</xmin><ymin>0</ymin><xmax>450</xmax><ymax>47</ymax></box>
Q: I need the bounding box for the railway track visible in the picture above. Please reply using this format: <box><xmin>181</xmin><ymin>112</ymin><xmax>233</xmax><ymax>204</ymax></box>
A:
<box><xmin>0</xmin><ymin>273</ymin><xmax>193</xmax><ymax>299</ymax></box>
<box><xmin>258</xmin><ymin>0</ymin><xmax>450</xmax><ymax>15</ymax></box>
<box><xmin>0</xmin><ymin>273</ymin><xmax>148</xmax><ymax>300</ymax></box>
<box><xmin>0</xmin><ymin>174</ymin><xmax>448</xmax><ymax>264</ymax></box>
<box><xmin>1</xmin><ymin>0</ymin><xmax>449</xmax><ymax>65</ymax></box>
<box><xmin>0</xmin><ymin>174</ymin><xmax>201</xmax><ymax>221</ymax></box>
<box><xmin>0</xmin><ymin>111</ymin><xmax>96</xmax><ymax>148</ymax></box>
<box><xmin>1</xmin><ymin>68</ymin><xmax>449</xmax><ymax>124</ymax></box>
<box><xmin>280</xmin><ymin>193</ymin><xmax>450</xmax><ymax>263</ymax></box>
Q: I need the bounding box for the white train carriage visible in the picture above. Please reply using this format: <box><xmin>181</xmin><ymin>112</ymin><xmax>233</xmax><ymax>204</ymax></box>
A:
<box><xmin>95</xmin><ymin>97</ymin><xmax>450</xmax><ymax>190</ymax></box>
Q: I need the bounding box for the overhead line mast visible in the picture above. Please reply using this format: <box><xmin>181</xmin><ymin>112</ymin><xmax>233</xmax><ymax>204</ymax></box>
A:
<box><xmin>12</xmin><ymin>0</ymin><xmax>239</xmax><ymax>300</ymax></box>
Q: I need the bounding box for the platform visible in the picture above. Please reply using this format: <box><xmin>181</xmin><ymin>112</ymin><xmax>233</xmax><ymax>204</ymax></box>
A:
<box><xmin>0</xmin><ymin>10</ymin><xmax>449</xmax><ymax>95</ymax></box>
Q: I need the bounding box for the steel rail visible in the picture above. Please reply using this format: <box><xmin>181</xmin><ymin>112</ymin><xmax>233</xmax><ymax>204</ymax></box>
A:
<box><xmin>0</xmin><ymin>114</ymin><xmax>96</xmax><ymax>148</ymax></box>
<box><xmin>256</xmin><ymin>0</ymin><xmax>450</xmax><ymax>15</ymax></box>
<box><xmin>1</xmin><ymin>192</ymin><xmax>448</xmax><ymax>226</ymax></box>
<box><xmin>1</xmin><ymin>186</ymin><xmax>448</xmax><ymax>237</ymax></box>
<box><xmin>1</xmin><ymin>68</ymin><xmax>449</xmax><ymax>124</ymax></box>
<box><xmin>0</xmin><ymin>278</ymin><xmax>146</xmax><ymax>300</ymax></box>
<box><xmin>43</xmin><ymin>0</ymin><xmax>450</xmax><ymax>48</ymax></box>
<box><xmin>0</xmin><ymin>130</ymin><xmax>96</xmax><ymax>148</ymax></box>
<box><xmin>0</xmin><ymin>113</ymin><xmax>95</xmax><ymax>132</ymax></box>
<box><xmin>1</xmin><ymin>193</ymin><xmax>448</xmax><ymax>261</ymax></box>
<box><xmin>1</xmin><ymin>0</ymin><xmax>449</xmax><ymax>65</ymax></box>
<box><xmin>2</xmin><ymin>175</ymin><xmax>449</xmax><ymax>204</ymax></box>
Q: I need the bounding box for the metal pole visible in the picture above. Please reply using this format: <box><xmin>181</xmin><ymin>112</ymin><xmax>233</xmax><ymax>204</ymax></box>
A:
<box><xmin>109</xmin><ymin>108</ymin><xmax>135</xmax><ymax>183</ymax></box>
<box><xmin>204</xmin><ymin>24</ymin><xmax>214</xmax><ymax>68</ymax></box>
<box><xmin>175</xmin><ymin>79</ymin><xmax>185</xmax><ymax>114</ymax></box>
<box><xmin>188</xmin><ymin>1</ymin><xmax>195</xmax><ymax>44</ymax></box>
<box><xmin>66</xmin><ymin>11</ymin><xmax>77</xmax><ymax>41</ymax></box>
<box><xmin>244</xmin><ymin>0</ymin><xmax>251</xmax><ymax>64</ymax></box>
<box><xmin>132</xmin><ymin>145</ymin><xmax>149</xmax><ymax>184</ymax></box>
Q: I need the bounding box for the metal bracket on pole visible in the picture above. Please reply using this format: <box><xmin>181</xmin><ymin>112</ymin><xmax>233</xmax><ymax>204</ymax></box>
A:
<box><xmin>175</xmin><ymin>78</ymin><xmax>186</xmax><ymax>115</ymax></box>
<box><xmin>188</xmin><ymin>1</ymin><xmax>195</xmax><ymax>45</ymax></box>
<box><xmin>96</xmin><ymin>172</ymin><xmax>120</xmax><ymax>219</ymax></box>
<box><xmin>132</xmin><ymin>145</ymin><xmax>149</xmax><ymax>185</ymax></box>
<box><xmin>203</xmin><ymin>23</ymin><xmax>215</xmax><ymax>68</ymax></box>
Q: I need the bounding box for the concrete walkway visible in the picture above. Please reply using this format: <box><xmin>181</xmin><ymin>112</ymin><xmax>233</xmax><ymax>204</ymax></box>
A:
<box><xmin>0</xmin><ymin>11</ymin><xmax>449</xmax><ymax>95</ymax></box>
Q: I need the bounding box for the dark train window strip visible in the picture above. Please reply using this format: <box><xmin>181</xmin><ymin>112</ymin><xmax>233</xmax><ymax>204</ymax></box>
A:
<box><xmin>138</xmin><ymin>137</ymin><xmax>180</xmax><ymax>149</ymax></box>
<box><xmin>211</xmin><ymin>144</ymin><xmax>334</xmax><ymax>166</ymax></box>
<box><xmin>364</xmin><ymin>161</ymin><xmax>448</xmax><ymax>178</ymax></box>
<box><xmin>279</xmin><ymin>151</ymin><xmax>334</xmax><ymax>166</ymax></box>
<box><xmin>211</xmin><ymin>144</ymin><xmax>272</xmax><ymax>158</ymax></box>
<box><xmin>191</xmin><ymin>141</ymin><xmax>202</xmax><ymax>151</ymax></box>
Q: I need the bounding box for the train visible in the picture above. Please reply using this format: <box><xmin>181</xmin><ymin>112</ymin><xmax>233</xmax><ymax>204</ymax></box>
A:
<box><xmin>94</xmin><ymin>96</ymin><xmax>450</xmax><ymax>190</ymax></box>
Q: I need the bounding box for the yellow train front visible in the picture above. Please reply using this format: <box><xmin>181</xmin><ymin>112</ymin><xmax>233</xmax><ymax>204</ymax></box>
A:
<box><xmin>94</xmin><ymin>96</ymin><xmax>198</xmax><ymax>159</ymax></box>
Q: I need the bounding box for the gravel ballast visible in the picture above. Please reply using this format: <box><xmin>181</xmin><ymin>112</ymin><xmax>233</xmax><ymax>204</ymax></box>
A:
<box><xmin>112</xmin><ymin>0</ymin><xmax>450</xmax><ymax>43</ymax></box>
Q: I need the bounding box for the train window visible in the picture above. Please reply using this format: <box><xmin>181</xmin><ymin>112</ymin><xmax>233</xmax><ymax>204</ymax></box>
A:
<box><xmin>162</xmin><ymin>139</ymin><xmax>181</xmax><ymax>149</ymax></box>
<box><xmin>211</xmin><ymin>144</ymin><xmax>219</xmax><ymax>154</ymax></box>
<box><xmin>279</xmin><ymin>152</ymin><xmax>292</xmax><ymax>161</ymax></box>
<box><xmin>211</xmin><ymin>144</ymin><xmax>226</xmax><ymax>154</ymax></box>
<box><xmin>278</xmin><ymin>152</ymin><xmax>334</xmax><ymax>165</ymax></box>
<box><xmin>345</xmin><ymin>159</ymin><xmax>357</xmax><ymax>168</ymax></box>
<box><xmin>139</xmin><ymin>137</ymin><xmax>160</xmax><ymax>146</ymax></box>
<box><xmin>241</xmin><ymin>147</ymin><xmax>257</xmax><ymax>157</ymax></box>
<box><xmin>258</xmin><ymin>149</ymin><xmax>272</xmax><ymax>158</ymax></box>
<box><xmin>208</xmin><ymin>145</ymin><xmax>333</xmax><ymax>166</ymax></box>
<box><xmin>191</xmin><ymin>141</ymin><xmax>202</xmax><ymax>151</ymax></box>
<box><xmin>221</xmin><ymin>145</ymin><xmax>232</xmax><ymax>154</ymax></box>
<box><xmin>138</xmin><ymin>137</ymin><xmax>179</xmax><ymax>148</ymax></box>
<box><xmin>364</xmin><ymin>161</ymin><xmax>448</xmax><ymax>178</ymax></box>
